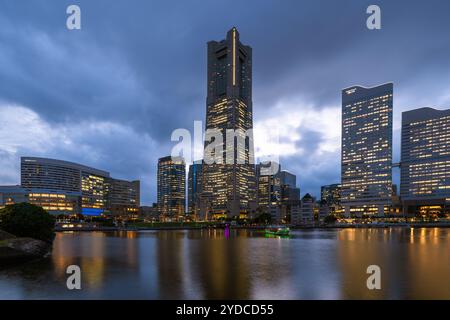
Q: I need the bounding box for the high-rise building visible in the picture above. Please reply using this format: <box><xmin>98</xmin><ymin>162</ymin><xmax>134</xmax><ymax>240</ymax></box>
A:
<box><xmin>21</xmin><ymin>157</ymin><xmax>109</xmax><ymax>215</ymax></box>
<box><xmin>320</xmin><ymin>183</ymin><xmax>342</xmax><ymax>214</ymax></box>
<box><xmin>157</xmin><ymin>156</ymin><xmax>186</xmax><ymax>220</ymax></box>
<box><xmin>188</xmin><ymin>162</ymin><xmax>203</xmax><ymax>216</ymax></box>
<box><xmin>400</xmin><ymin>107</ymin><xmax>450</xmax><ymax>216</ymax></box>
<box><xmin>201</xmin><ymin>27</ymin><xmax>256</xmax><ymax>219</ymax></box>
<box><xmin>256</xmin><ymin>161</ymin><xmax>281</xmax><ymax>209</ymax></box>
<box><xmin>106</xmin><ymin>179</ymin><xmax>140</xmax><ymax>216</ymax></box>
<box><xmin>341</xmin><ymin>83</ymin><xmax>393</xmax><ymax>216</ymax></box>
<box><xmin>11</xmin><ymin>157</ymin><xmax>140</xmax><ymax>215</ymax></box>
<box><xmin>300</xmin><ymin>193</ymin><xmax>315</xmax><ymax>224</ymax></box>
<box><xmin>321</xmin><ymin>184</ymin><xmax>341</xmax><ymax>205</ymax></box>
<box><xmin>279</xmin><ymin>170</ymin><xmax>300</xmax><ymax>205</ymax></box>
<box><xmin>279</xmin><ymin>171</ymin><xmax>296</xmax><ymax>189</ymax></box>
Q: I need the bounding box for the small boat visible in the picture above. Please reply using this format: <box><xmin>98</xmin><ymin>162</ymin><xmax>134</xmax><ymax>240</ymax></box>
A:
<box><xmin>264</xmin><ymin>226</ymin><xmax>290</xmax><ymax>236</ymax></box>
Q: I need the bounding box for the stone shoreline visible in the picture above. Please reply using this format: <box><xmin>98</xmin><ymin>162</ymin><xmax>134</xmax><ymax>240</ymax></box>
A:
<box><xmin>0</xmin><ymin>230</ymin><xmax>52</xmax><ymax>268</ymax></box>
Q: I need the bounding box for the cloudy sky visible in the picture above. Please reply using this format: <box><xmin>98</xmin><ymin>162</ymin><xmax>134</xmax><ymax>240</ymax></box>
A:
<box><xmin>1</xmin><ymin>0</ymin><xmax>450</xmax><ymax>205</ymax></box>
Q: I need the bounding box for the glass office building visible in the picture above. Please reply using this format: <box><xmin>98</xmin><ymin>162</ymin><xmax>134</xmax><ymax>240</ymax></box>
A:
<box><xmin>341</xmin><ymin>83</ymin><xmax>393</xmax><ymax>216</ymax></box>
<box><xmin>0</xmin><ymin>185</ymin><xmax>80</xmax><ymax>214</ymax></box>
<box><xmin>201</xmin><ymin>28</ymin><xmax>256</xmax><ymax>219</ymax></box>
<box><xmin>279</xmin><ymin>170</ymin><xmax>300</xmax><ymax>205</ymax></box>
<box><xmin>0</xmin><ymin>157</ymin><xmax>140</xmax><ymax>216</ymax></box>
<box><xmin>256</xmin><ymin>162</ymin><xmax>281</xmax><ymax>208</ymax></box>
<box><xmin>157</xmin><ymin>156</ymin><xmax>186</xmax><ymax>221</ymax></box>
<box><xmin>321</xmin><ymin>183</ymin><xmax>342</xmax><ymax>214</ymax></box>
<box><xmin>187</xmin><ymin>162</ymin><xmax>203</xmax><ymax>217</ymax></box>
<box><xmin>400</xmin><ymin>107</ymin><xmax>450</xmax><ymax>216</ymax></box>
<box><xmin>106</xmin><ymin>178</ymin><xmax>140</xmax><ymax>216</ymax></box>
<box><xmin>21</xmin><ymin>157</ymin><xmax>109</xmax><ymax>215</ymax></box>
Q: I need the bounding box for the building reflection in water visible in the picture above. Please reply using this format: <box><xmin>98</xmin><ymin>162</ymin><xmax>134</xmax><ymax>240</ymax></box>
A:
<box><xmin>53</xmin><ymin>232</ymin><xmax>107</xmax><ymax>290</ymax></box>
<box><xmin>52</xmin><ymin>231</ymin><xmax>140</xmax><ymax>297</ymax></box>
<box><xmin>189</xmin><ymin>229</ymin><xmax>251</xmax><ymax>299</ymax></box>
<box><xmin>154</xmin><ymin>229</ymin><xmax>252</xmax><ymax>299</ymax></box>
<box><xmin>404</xmin><ymin>228</ymin><xmax>449</xmax><ymax>299</ymax></box>
<box><xmin>2</xmin><ymin>228</ymin><xmax>447</xmax><ymax>299</ymax></box>
<box><xmin>337</xmin><ymin>228</ymin><xmax>449</xmax><ymax>299</ymax></box>
<box><xmin>155</xmin><ymin>230</ymin><xmax>190</xmax><ymax>299</ymax></box>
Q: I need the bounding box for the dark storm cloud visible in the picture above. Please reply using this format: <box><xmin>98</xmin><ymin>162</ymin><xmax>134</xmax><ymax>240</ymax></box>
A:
<box><xmin>1</xmin><ymin>0</ymin><xmax>450</xmax><ymax>203</ymax></box>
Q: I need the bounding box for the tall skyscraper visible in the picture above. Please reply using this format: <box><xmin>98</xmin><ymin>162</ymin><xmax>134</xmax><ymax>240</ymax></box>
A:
<box><xmin>321</xmin><ymin>183</ymin><xmax>342</xmax><ymax>214</ymax></box>
<box><xmin>256</xmin><ymin>161</ymin><xmax>281</xmax><ymax>209</ymax></box>
<box><xmin>106</xmin><ymin>179</ymin><xmax>140</xmax><ymax>216</ymax></box>
<box><xmin>157</xmin><ymin>156</ymin><xmax>186</xmax><ymax>221</ymax></box>
<box><xmin>188</xmin><ymin>162</ymin><xmax>203</xmax><ymax>216</ymax></box>
<box><xmin>201</xmin><ymin>27</ymin><xmax>256</xmax><ymax>219</ymax></box>
<box><xmin>341</xmin><ymin>83</ymin><xmax>393</xmax><ymax>216</ymax></box>
<box><xmin>279</xmin><ymin>171</ymin><xmax>296</xmax><ymax>189</ymax></box>
<box><xmin>321</xmin><ymin>184</ymin><xmax>341</xmax><ymax>206</ymax></box>
<box><xmin>400</xmin><ymin>107</ymin><xmax>450</xmax><ymax>216</ymax></box>
<box><xmin>279</xmin><ymin>170</ymin><xmax>300</xmax><ymax>205</ymax></box>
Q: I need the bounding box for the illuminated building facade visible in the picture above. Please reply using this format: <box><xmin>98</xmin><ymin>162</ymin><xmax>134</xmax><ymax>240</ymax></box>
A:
<box><xmin>106</xmin><ymin>179</ymin><xmax>140</xmax><ymax>216</ymax></box>
<box><xmin>0</xmin><ymin>157</ymin><xmax>141</xmax><ymax>216</ymax></box>
<box><xmin>321</xmin><ymin>183</ymin><xmax>342</xmax><ymax>214</ymax></box>
<box><xmin>21</xmin><ymin>157</ymin><xmax>109</xmax><ymax>215</ymax></box>
<box><xmin>201</xmin><ymin>27</ymin><xmax>256</xmax><ymax>219</ymax></box>
<box><xmin>256</xmin><ymin>162</ymin><xmax>281</xmax><ymax>209</ymax></box>
<box><xmin>279</xmin><ymin>171</ymin><xmax>296</xmax><ymax>189</ymax></box>
<box><xmin>157</xmin><ymin>156</ymin><xmax>186</xmax><ymax>220</ymax></box>
<box><xmin>341</xmin><ymin>83</ymin><xmax>393</xmax><ymax>216</ymax></box>
<box><xmin>188</xmin><ymin>162</ymin><xmax>203</xmax><ymax>216</ymax></box>
<box><xmin>0</xmin><ymin>186</ymin><xmax>80</xmax><ymax>214</ymax></box>
<box><xmin>0</xmin><ymin>186</ymin><xmax>28</xmax><ymax>208</ymax></box>
<box><xmin>279</xmin><ymin>170</ymin><xmax>300</xmax><ymax>223</ymax></box>
<box><xmin>300</xmin><ymin>193</ymin><xmax>314</xmax><ymax>224</ymax></box>
<box><xmin>400</xmin><ymin>107</ymin><xmax>450</xmax><ymax>216</ymax></box>
<box><xmin>280</xmin><ymin>170</ymin><xmax>300</xmax><ymax>205</ymax></box>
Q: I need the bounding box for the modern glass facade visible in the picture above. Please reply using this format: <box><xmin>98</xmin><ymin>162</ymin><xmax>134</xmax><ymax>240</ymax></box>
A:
<box><xmin>256</xmin><ymin>162</ymin><xmax>281</xmax><ymax>208</ymax></box>
<box><xmin>106</xmin><ymin>179</ymin><xmax>140</xmax><ymax>216</ymax></box>
<box><xmin>21</xmin><ymin>157</ymin><xmax>82</xmax><ymax>193</ymax></box>
<box><xmin>341</xmin><ymin>83</ymin><xmax>393</xmax><ymax>216</ymax></box>
<box><xmin>81</xmin><ymin>172</ymin><xmax>107</xmax><ymax>213</ymax></box>
<box><xmin>157</xmin><ymin>156</ymin><xmax>186</xmax><ymax>220</ymax></box>
<box><xmin>321</xmin><ymin>183</ymin><xmax>342</xmax><ymax>215</ymax></box>
<box><xmin>0</xmin><ymin>186</ymin><xmax>80</xmax><ymax>214</ymax></box>
<box><xmin>321</xmin><ymin>184</ymin><xmax>341</xmax><ymax>206</ymax></box>
<box><xmin>21</xmin><ymin>157</ymin><xmax>109</xmax><ymax>214</ymax></box>
<box><xmin>9</xmin><ymin>157</ymin><xmax>140</xmax><ymax>215</ymax></box>
<box><xmin>279</xmin><ymin>170</ymin><xmax>300</xmax><ymax>205</ymax></box>
<box><xmin>187</xmin><ymin>162</ymin><xmax>203</xmax><ymax>215</ymax></box>
<box><xmin>279</xmin><ymin>171</ymin><xmax>296</xmax><ymax>189</ymax></box>
<box><xmin>400</xmin><ymin>107</ymin><xmax>450</xmax><ymax>215</ymax></box>
<box><xmin>201</xmin><ymin>27</ymin><xmax>256</xmax><ymax>219</ymax></box>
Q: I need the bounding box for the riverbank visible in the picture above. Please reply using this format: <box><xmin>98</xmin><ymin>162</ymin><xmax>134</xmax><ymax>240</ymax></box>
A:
<box><xmin>54</xmin><ymin>222</ymin><xmax>450</xmax><ymax>232</ymax></box>
<box><xmin>0</xmin><ymin>230</ymin><xmax>52</xmax><ymax>268</ymax></box>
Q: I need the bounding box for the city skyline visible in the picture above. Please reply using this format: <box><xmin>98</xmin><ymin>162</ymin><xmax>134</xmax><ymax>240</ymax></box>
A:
<box><xmin>1</xmin><ymin>1</ymin><xmax>450</xmax><ymax>205</ymax></box>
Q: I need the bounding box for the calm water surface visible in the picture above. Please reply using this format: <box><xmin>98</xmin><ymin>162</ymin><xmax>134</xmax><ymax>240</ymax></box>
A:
<box><xmin>0</xmin><ymin>228</ymin><xmax>448</xmax><ymax>299</ymax></box>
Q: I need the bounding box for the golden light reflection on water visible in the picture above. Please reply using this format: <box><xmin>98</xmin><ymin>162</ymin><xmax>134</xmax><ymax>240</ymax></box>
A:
<box><xmin>337</xmin><ymin>228</ymin><xmax>449</xmax><ymax>299</ymax></box>
<box><xmin>405</xmin><ymin>228</ymin><xmax>449</xmax><ymax>299</ymax></box>
<box><xmin>44</xmin><ymin>228</ymin><xmax>449</xmax><ymax>299</ymax></box>
<box><xmin>153</xmin><ymin>229</ymin><xmax>252</xmax><ymax>299</ymax></box>
<box><xmin>52</xmin><ymin>231</ymin><xmax>140</xmax><ymax>292</ymax></box>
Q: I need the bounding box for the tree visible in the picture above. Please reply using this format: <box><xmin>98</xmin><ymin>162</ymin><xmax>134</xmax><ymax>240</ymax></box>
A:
<box><xmin>324</xmin><ymin>215</ymin><xmax>337</xmax><ymax>224</ymax></box>
<box><xmin>254</xmin><ymin>212</ymin><xmax>272</xmax><ymax>225</ymax></box>
<box><xmin>0</xmin><ymin>203</ymin><xmax>55</xmax><ymax>243</ymax></box>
